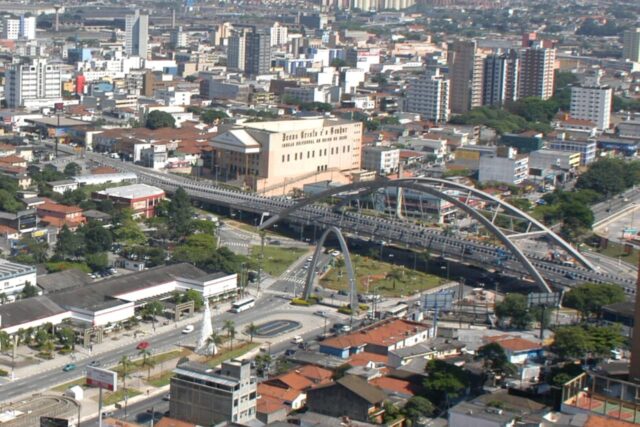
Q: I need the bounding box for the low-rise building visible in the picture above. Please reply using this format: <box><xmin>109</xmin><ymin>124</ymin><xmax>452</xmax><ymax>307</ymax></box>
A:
<box><xmin>483</xmin><ymin>335</ymin><xmax>543</xmax><ymax>364</ymax></box>
<box><xmin>362</xmin><ymin>145</ymin><xmax>400</xmax><ymax>176</ymax></box>
<box><xmin>547</xmin><ymin>138</ymin><xmax>596</xmax><ymax>166</ymax></box>
<box><xmin>36</xmin><ymin>200</ymin><xmax>86</xmax><ymax>230</ymax></box>
<box><xmin>170</xmin><ymin>359</ymin><xmax>257</xmax><ymax>425</ymax></box>
<box><xmin>93</xmin><ymin>184</ymin><xmax>165</xmax><ymax>218</ymax></box>
<box><xmin>478</xmin><ymin>147</ymin><xmax>529</xmax><ymax>185</ymax></box>
<box><xmin>0</xmin><ymin>258</ymin><xmax>37</xmax><ymax>300</ymax></box>
<box><xmin>47</xmin><ymin>180</ymin><xmax>79</xmax><ymax>194</ymax></box>
<box><xmin>528</xmin><ymin>149</ymin><xmax>581</xmax><ymax>171</ymax></box>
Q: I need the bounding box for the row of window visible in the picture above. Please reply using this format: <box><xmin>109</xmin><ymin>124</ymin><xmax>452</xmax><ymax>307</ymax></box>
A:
<box><xmin>281</xmin><ymin>145</ymin><xmax>352</xmax><ymax>163</ymax></box>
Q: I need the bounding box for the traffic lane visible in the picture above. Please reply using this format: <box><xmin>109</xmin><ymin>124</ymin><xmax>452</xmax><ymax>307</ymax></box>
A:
<box><xmin>80</xmin><ymin>393</ymin><xmax>168</xmax><ymax>427</ymax></box>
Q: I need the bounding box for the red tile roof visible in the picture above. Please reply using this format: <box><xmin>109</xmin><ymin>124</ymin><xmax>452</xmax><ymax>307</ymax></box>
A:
<box><xmin>38</xmin><ymin>200</ymin><xmax>84</xmax><ymax>215</ymax></box>
<box><xmin>370</xmin><ymin>376</ymin><xmax>416</xmax><ymax>396</ymax></box>
<box><xmin>257</xmin><ymin>395</ymin><xmax>287</xmax><ymax>414</ymax></box>
<box><xmin>348</xmin><ymin>352</ymin><xmax>388</xmax><ymax>367</ymax></box>
<box><xmin>258</xmin><ymin>383</ymin><xmax>303</xmax><ymax>403</ymax></box>
<box><xmin>322</xmin><ymin>319</ymin><xmax>430</xmax><ymax>350</ymax></box>
<box><xmin>297</xmin><ymin>365</ymin><xmax>333</xmax><ymax>384</ymax></box>
<box><xmin>484</xmin><ymin>335</ymin><xmax>541</xmax><ymax>352</ymax></box>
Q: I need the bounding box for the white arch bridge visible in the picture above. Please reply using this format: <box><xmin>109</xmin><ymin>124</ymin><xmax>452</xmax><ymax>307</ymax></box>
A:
<box><xmin>259</xmin><ymin>177</ymin><xmax>601</xmax><ymax>301</ymax></box>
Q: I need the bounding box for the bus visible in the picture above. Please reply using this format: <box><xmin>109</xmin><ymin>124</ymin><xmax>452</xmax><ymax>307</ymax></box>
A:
<box><xmin>231</xmin><ymin>297</ymin><xmax>256</xmax><ymax>313</ymax></box>
<box><xmin>385</xmin><ymin>303</ymin><xmax>409</xmax><ymax>318</ymax></box>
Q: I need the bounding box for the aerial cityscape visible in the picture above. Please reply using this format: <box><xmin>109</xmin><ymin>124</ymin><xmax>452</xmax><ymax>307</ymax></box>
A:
<box><xmin>0</xmin><ymin>0</ymin><xmax>639</xmax><ymax>426</ymax></box>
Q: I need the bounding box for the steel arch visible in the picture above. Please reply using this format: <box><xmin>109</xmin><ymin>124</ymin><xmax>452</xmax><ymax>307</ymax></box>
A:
<box><xmin>304</xmin><ymin>226</ymin><xmax>357</xmax><ymax>310</ymax></box>
<box><xmin>260</xmin><ymin>178</ymin><xmax>594</xmax><ymax>293</ymax></box>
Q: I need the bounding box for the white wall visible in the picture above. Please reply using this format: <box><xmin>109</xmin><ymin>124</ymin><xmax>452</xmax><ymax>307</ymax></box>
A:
<box><xmin>2</xmin><ymin>311</ymin><xmax>70</xmax><ymax>335</ymax></box>
<box><xmin>0</xmin><ymin>269</ymin><xmax>37</xmax><ymax>296</ymax></box>
<box><xmin>178</xmin><ymin>274</ymin><xmax>238</xmax><ymax>298</ymax></box>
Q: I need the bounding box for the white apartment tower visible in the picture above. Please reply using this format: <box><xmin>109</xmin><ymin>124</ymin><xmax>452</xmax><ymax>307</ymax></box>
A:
<box><xmin>405</xmin><ymin>69</ymin><xmax>450</xmax><ymax>123</ymax></box>
<box><xmin>570</xmin><ymin>72</ymin><xmax>612</xmax><ymax>131</ymax></box>
<box><xmin>623</xmin><ymin>28</ymin><xmax>640</xmax><ymax>63</ymax></box>
<box><xmin>2</xmin><ymin>16</ymin><xmax>36</xmax><ymax>40</ymax></box>
<box><xmin>4</xmin><ymin>58</ymin><xmax>62</xmax><ymax>109</ymax></box>
<box><xmin>125</xmin><ymin>10</ymin><xmax>149</xmax><ymax>58</ymax></box>
<box><xmin>270</xmin><ymin>22</ymin><xmax>288</xmax><ymax>47</ymax></box>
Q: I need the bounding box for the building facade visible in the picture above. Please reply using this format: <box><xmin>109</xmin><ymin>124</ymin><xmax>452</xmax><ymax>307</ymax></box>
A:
<box><xmin>210</xmin><ymin>118</ymin><xmax>363</xmax><ymax>193</ymax></box>
<box><xmin>2</xmin><ymin>16</ymin><xmax>35</xmax><ymax>40</ymax></box>
<box><xmin>171</xmin><ymin>360</ymin><xmax>257</xmax><ymax>425</ymax></box>
<box><xmin>4</xmin><ymin>58</ymin><xmax>62</xmax><ymax>109</ymax></box>
<box><xmin>478</xmin><ymin>148</ymin><xmax>529</xmax><ymax>185</ymax></box>
<box><xmin>482</xmin><ymin>51</ymin><xmax>519</xmax><ymax>106</ymax></box>
<box><xmin>93</xmin><ymin>184</ymin><xmax>165</xmax><ymax>218</ymax></box>
<box><xmin>570</xmin><ymin>76</ymin><xmax>612</xmax><ymax>131</ymax></box>
<box><xmin>548</xmin><ymin>139</ymin><xmax>597</xmax><ymax>166</ymax></box>
<box><xmin>125</xmin><ymin>10</ymin><xmax>149</xmax><ymax>58</ymax></box>
<box><xmin>270</xmin><ymin>22</ymin><xmax>288</xmax><ymax>47</ymax></box>
<box><xmin>623</xmin><ymin>28</ymin><xmax>640</xmax><ymax>63</ymax></box>
<box><xmin>0</xmin><ymin>259</ymin><xmax>37</xmax><ymax>299</ymax></box>
<box><xmin>245</xmin><ymin>31</ymin><xmax>271</xmax><ymax>75</ymax></box>
<box><xmin>227</xmin><ymin>31</ymin><xmax>247</xmax><ymax>72</ymax></box>
<box><xmin>405</xmin><ymin>69</ymin><xmax>450</xmax><ymax>123</ymax></box>
<box><xmin>362</xmin><ymin>146</ymin><xmax>400</xmax><ymax>175</ymax></box>
<box><xmin>448</xmin><ymin>40</ymin><xmax>484</xmax><ymax>114</ymax></box>
<box><xmin>518</xmin><ymin>47</ymin><xmax>556</xmax><ymax>100</ymax></box>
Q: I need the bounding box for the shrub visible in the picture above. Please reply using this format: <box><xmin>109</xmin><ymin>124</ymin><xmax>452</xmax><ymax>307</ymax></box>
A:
<box><xmin>338</xmin><ymin>306</ymin><xmax>353</xmax><ymax>315</ymax></box>
<box><xmin>291</xmin><ymin>298</ymin><xmax>311</xmax><ymax>306</ymax></box>
<box><xmin>358</xmin><ymin>304</ymin><xmax>369</xmax><ymax>311</ymax></box>
<box><xmin>0</xmin><ymin>369</ymin><xmax>8</xmax><ymax>377</ymax></box>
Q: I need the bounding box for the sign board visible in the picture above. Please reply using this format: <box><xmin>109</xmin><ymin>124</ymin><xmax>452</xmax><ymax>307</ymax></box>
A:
<box><xmin>86</xmin><ymin>366</ymin><xmax>117</xmax><ymax>391</ymax></box>
<box><xmin>423</xmin><ymin>290</ymin><xmax>455</xmax><ymax>310</ymax></box>
<box><xmin>40</xmin><ymin>417</ymin><xmax>69</xmax><ymax>427</ymax></box>
<box><xmin>54</xmin><ymin>102</ymin><xmax>64</xmax><ymax>112</ymax></box>
<box><xmin>527</xmin><ymin>291</ymin><xmax>562</xmax><ymax>308</ymax></box>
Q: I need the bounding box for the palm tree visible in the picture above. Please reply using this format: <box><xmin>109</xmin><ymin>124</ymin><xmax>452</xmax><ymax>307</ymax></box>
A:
<box><xmin>119</xmin><ymin>355</ymin><xmax>132</xmax><ymax>392</ymax></box>
<box><xmin>247</xmin><ymin>323</ymin><xmax>258</xmax><ymax>343</ymax></box>
<box><xmin>139</xmin><ymin>349</ymin><xmax>156</xmax><ymax>381</ymax></box>
<box><xmin>207</xmin><ymin>332</ymin><xmax>223</xmax><ymax>357</ymax></box>
<box><xmin>223</xmin><ymin>320</ymin><xmax>235</xmax><ymax>340</ymax></box>
<box><xmin>228</xmin><ymin>327</ymin><xmax>236</xmax><ymax>351</ymax></box>
<box><xmin>0</xmin><ymin>331</ymin><xmax>10</xmax><ymax>352</ymax></box>
<box><xmin>42</xmin><ymin>339</ymin><xmax>55</xmax><ymax>357</ymax></box>
<box><xmin>386</xmin><ymin>268</ymin><xmax>403</xmax><ymax>290</ymax></box>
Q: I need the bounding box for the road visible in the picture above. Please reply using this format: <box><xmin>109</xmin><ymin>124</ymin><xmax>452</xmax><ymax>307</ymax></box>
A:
<box><xmin>57</xmin><ymin>147</ymin><xmax>633</xmax><ymax>293</ymax></box>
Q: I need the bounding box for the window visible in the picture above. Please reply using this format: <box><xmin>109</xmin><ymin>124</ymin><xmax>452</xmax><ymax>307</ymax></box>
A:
<box><xmin>282</xmin><ymin>155</ymin><xmax>285</xmax><ymax>162</ymax></box>
<box><xmin>287</xmin><ymin>154</ymin><xmax>290</xmax><ymax>161</ymax></box>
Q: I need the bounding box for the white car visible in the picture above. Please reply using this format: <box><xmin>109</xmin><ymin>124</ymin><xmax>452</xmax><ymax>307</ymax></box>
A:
<box><xmin>291</xmin><ymin>335</ymin><xmax>303</xmax><ymax>344</ymax></box>
<box><xmin>182</xmin><ymin>325</ymin><xmax>194</xmax><ymax>334</ymax></box>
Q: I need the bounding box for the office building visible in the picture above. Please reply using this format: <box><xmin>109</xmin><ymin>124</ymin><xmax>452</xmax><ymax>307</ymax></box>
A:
<box><xmin>125</xmin><ymin>9</ymin><xmax>149</xmax><ymax>58</ymax></box>
<box><xmin>405</xmin><ymin>69</ymin><xmax>450</xmax><ymax>123</ymax></box>
<box><xmin>478</xmin><ymin>146</ymin><xmax>529</xmax><ymax>185</ymax></box>
<box><xmin>518</xmin><ymin>46</ymin><xmax>556</xmax><ymax>100</ymax></box>
<box><xmin>448</xmin><ymin>40</ymin><xmax>484</xmax><ymax>113</ymax></box>
<box><xmin>4</xmin><ymin>58</ymin><xmax>62</xmax><ymax>109</ymax></box>
<box><xmin>227</xmin><ymin>31</ymin><xmax>247</xmax><ymax>72</ymax></box>
<box><xmin>2</xmin><ymin>16</ymin><xmax>36</xmax><ymax>40</ymax></box>
<box><xmin>245</xmin><ymin>31</ymin><xmax>271</xmax><ymax>75</ymax></box>
<box><xmin>170</xmin><ymin>359</ymin><xmax>257</xmax><ymax>425</ymax></box>
<box><xmin>570</xmin><ymin>73</ymin><xmax>612</xmax><ymax>131</ymax></box>
<box><xmin>210</xmin><ymin>118</ymin><xmax>362</xmax><ymax>194</ymax></box>
<box><xmin>482</xmin><ymin>51</ymin><xmax>519</xmax><ymax>106</ymax></box>
<box><xmin>270</xmin><ymin>22</ymin><xmax>288</xmax><ymax>47</ymax></box>
<box><xmin>170</xmin><ymin>26</ymin><xmax>187</xmax><ymax>48</ymax></box>
<box><xmin>362</xmin><ymin>146</ymin><xmax>400</xmax><ymax>176</ymax></box>
<box><xmin>623</xmin><ymin>28</ymin><xmax>640</xmax><ymax>63</ymax></box>
<box><xmin>548</xmin><ymin>139</ymin><xmax>596</xmax><ymax>166</ymax></box>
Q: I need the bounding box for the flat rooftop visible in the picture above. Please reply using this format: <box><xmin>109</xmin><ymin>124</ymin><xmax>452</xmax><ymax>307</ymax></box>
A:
<box><xmin>0</xmin><ymin>296</ymin><xmax>67</xmax><ymax>329</ymax></box>
<box><xmin>0</xmin><ymin>259</ymin><xmax>36</xmax><ymax>280</ymax></box>
<box><xmin>95</xmin><ymin>183</ymin><xmax>164</xmax><ymax>199</ymax></box>
<box><xmin>241</xmin><ymin>117</ymin><xmax>355</xmax><ymax>133</ymax></box>
<box><xmin>27</xmin><ymin>117</ymin><xmax>91</xmax><ymax>127</ymax></box>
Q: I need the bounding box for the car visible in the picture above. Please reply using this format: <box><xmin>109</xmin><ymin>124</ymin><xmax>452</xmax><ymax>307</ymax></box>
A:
<box><xmin>306</xmin><ymin>257</ymin><xmax>313</xmax><ymax>263</ymax></box>
<box><xmin>62</xmin><ymin>363</ymin><xmax>76</xmax><ymax>372</ymax></box>
<box><xmin>291</xmin><ymin>335</ymin><xmax>303</xmax><ymax>344</ymax></box>
<box><xmin>564</xmin><ymin>272</ymin><xmax>576</xmax><ymax>280</ymax></box>
<box><xmin>136</xmin><ymin>341</ymin><xmax>150</xmax><ymax>350</ymax></box>
<box><xmin>182</xmin><ymin>325</ymin><xmax>194</xmax><ymax>334</ymax></box>
<box><xmin>88</xmin><ymin>360</ymin><xmax>101</xmax><ymax>367</ymax></box>
<box><xmin>101</xmin><ymin>411</ymin><xmax>114</xmax><ymax>418</ymax></box>
<box><xmin>314</xmin><ymin>310</ymin><xmax>327</xmax><ymax>318</ymax></box>
<box><xmin>330</xmin><ymin>250</ymin><xmax>341</xmax><ymax>257</ymax></box>
<box><xmin>338</xmin><ymin>290</ymin><xmax>349</xmax><ymax>296</ymax></box>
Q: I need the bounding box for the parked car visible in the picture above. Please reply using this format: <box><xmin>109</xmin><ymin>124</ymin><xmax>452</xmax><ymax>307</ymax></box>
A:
<box><xmin>182</xmin><ymin>325</ymin><xmax>194</xmax><ymax>334</ymax></box>
<box><xmin>291</xmin><ymin>335</ymin><xmax>304</xmax><ymax>344</ymax></box>
<box><xmin>136</xmin><ymin>341</ymin><xmax>150</xmax><ymax>350</ymax></box>
<box><xmin>88</xmin><ymin>360</ymin><xmax>101</xmax><ymax>367</ymax></box>
<box><xmin>63</xmin><ymin>363</ymin><xmax>76</xmax><ymax>372</ymax></box>
<box><xmin>314</xmin><ymin>310</ymin><xmax>327</xmax><ymax>318</ymax></box>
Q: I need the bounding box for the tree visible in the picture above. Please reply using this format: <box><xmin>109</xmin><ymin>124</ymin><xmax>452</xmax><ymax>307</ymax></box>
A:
<box><xmin>0</xmin><ymin>189</ymin><xmax>23</xmax><ymax>213</ymax></box>
<box><xmin>552</xmin><ymin>325</ymin><xmax>592</xmax><ymax>360</ymax></box>
<box><xmin>424</xmin><ymin>359</ymin><xmax>469</xmax><ymax>407</ymax></box>
<box><xmin>476</xmin><ymin>342</ymin><xmax>509</xmax><ymax>372</ymax></box>
<box><xmin>35</xmin><ymin>328</ymin><xmax>50</xmax><ymax>348</ymax></box>
<box><xmin>57</xmin><ymin>326</ymin><xmax>76</xmax><ymax>350</ymax></box>
<box><xmin>0</xmin><ymin>331</ymin><xmax>10</xmax><ymax>352</ymax></box>
<box><xmin>254</xmin><ymin>353</ymin><xmax>272</xmax><ymax>376</ymax></box>
<box><xmin>207</xmin><ymin>332</ymin><xmax>224</xmax><ymax>357</ymax></box>
<box><xmin>495</xmin><ymin>293</ymin><xmax>532</xmax><ymax>329</ymax></box>
<box><xmin>18</xmin><ymin>237</ymin><xmax>48</xmax><ymax>263</ymax></box>
<box><xmin>142</xmin><ymin>301</ymin><xmax>164</xmax><ymax>332</ymax></box>
<box><xmin>119</xmin><ymin>355</ymin><xmax>132</xmax><ymax>392</ymax></box>
<box><xmin>21</xmin><ymin>282</ymin><xmax>39</xmax><ymax>298</ymax></box>
<box><xmin>383</xmin><ymin>401</ymin><xmax>401</xmax><ymax>424</ymax></box>
<box><xmin>563</xmin><ymin>283</ymin><xmax>626</xmax><ymax>320</ymax></box>
<box><xmin>84</xmin><ymin>222</ymin><xmax>113</xmax><ymax>253</ymax></box>
<box><xmin>247</xmin><ymin>323</ymin><xmax>258</xmax><ymax>343</ymax></box>
<box><xmin>200</xmin><ymin>109</ymin><xmax>228</xmax><ymax>124</ymax></box>
<box><xmin>576</xmin><ymin>158</ymin><xmax>632</xmax><ymax>197</ymax></box>
<box><xmin>386</xmin><ymin>268</ymin><xmax>403</xmax><ymax>290</ymax></box>
<box><xmin>167</xmin><ymin>187</ymin><xmax>194</xmax><ymax>237</ymax></box>
<box><xmin>184</xmin><ymin>289</ymin><xmax>204</xmax><ymax>311</ymax></box>
<box><xmin>114</xmin><ymin>212</ymin><xmax>147</xmax><ymax>245</ymax></box>
<box><xmin>55</xmin><ymin>225</ymin><xmax>85</xmax><ymax>259</ymax></box>
<box><xmin>587</xmin><ymin>324</ymin><xmax>624</xmax><ymax>357</ymax></box>
<box><xmin>139</xmin><ymin>348</ymin><xmax>156</xmax><ymax>380</ymax></box>
<box><xmin>223</xmin><ymin>320</ymin><xmax>236</xmax><ymax>350</ymax></box>
<box><xmin>403</xmin><ymin>396</ymin><xmax>435</xmax><ymax>422</ymax></box>
<box><xmin>41</xmin><ymin>339</ymin><xmax>55</xmax><ymax>356</ymax></box>
<box><xmin>63</xmin><ymin>162</ymin><xmax>82</xmax><ymax>177</ymax></box>
<box><xmin>145</xmin><ymin>110</ymin><xmax>175</xmax><ymax>129</ymax></box>
<box><xmin>86</xmin><ymin>252</ymin><xmax>109</xmax><ymax>272</ymax></box>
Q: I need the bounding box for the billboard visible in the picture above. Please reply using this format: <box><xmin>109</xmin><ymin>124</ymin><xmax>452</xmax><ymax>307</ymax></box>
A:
<box><xmin>423</xmin><ymin>290</ymin><xmax>455</xmax><ymax>310</ymax></box>
<box><xmin>86</xmin><ymin>366</ymin><xmax>117</xmax><ymax>391</ymax></box>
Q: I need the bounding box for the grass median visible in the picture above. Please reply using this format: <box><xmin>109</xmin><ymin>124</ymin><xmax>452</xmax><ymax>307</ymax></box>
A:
<box><xmin>250</xmin><ymin>245</ymin><xmax>308</xmax><ymax>276</ymax></box>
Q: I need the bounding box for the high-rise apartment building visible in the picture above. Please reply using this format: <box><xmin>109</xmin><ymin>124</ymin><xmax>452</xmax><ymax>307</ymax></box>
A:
<box><xmin>570</xmin><ymin>73</ymin><xmax>612</xmax><ymax>131</ymax></box>
<box><xmin>125</xmin><ymin>10</ymin><xmax>149</xmax><ymax>58</ymax></box>
<box><xmin>482</xmin><ymin>50</ymin><xmax>519</xmax><ymax>106</ymax></box>
<box><xmin>448</xmin><ymin>40</ymin><xmax>484</xmax><ymax>114</ymax></box>
<box><xmin>170</xmin><ymin>26</ymin><xmax>187</xmax><ymax>48</ymax></box>
<box><xmin>4</xmin><ymin>58</ymin><xmax>62</xmax><ymax>109</ymax></box>
<box><xmin>170</xmin><ymin>360</ymin><xmax>257</xmax><ymax>425</ymax></box>
<box><xmin>245</xmin><ymin>31</ymin><xmax>271</xmax><ymax>76</ymax></box>
<box><xmin>2</xmin><ymin>16</ymin><xmax>36</xmax><ymax>40</ymax></box>
<box><xmin>227</xmin><ymin>30</ymin><xmax>248</xmax><ymax>71</ymax></box>
<box><xmin>405</xmin><ymin>68</ymin><xmax>450</xmax><ymax>123</ymax></box>
<box><xmin>623</xmin><ymin>28</ymin><xmax>640</xmax><ymax>63</ymax></box>
<box><xmin>518</xmin><ymin>46</ymin><xmax>556</xmax><ymax>100</ymax></box>
<box><xmin>270</xmin><ymin>22</ymin><xmax>288</xmax><ymax>47</ymax></box>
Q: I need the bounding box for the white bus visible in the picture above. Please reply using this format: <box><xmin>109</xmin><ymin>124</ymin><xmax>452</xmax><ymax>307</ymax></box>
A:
<box><xmin>385</xmin><ymin>303</ymin><xmax>409</xmax><ymax>318</ymax></box>
<box><xmin>231</xmin><ymin>297</ymin><xmax>256</xmax><ymax>313</ymax></box>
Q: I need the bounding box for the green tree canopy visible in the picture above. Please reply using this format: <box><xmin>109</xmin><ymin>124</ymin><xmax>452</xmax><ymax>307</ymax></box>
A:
<box><xmin>0</xmin><ymin>189</ymin><xmax>23</xmax><ymax>213</ymax></box>
<box><xmin>200</xmin><ymin>109</ymin><xmax>229</xmax><ymax>124</ymax></box>
<box><xmin>403</xmin><ymin>396</ymin><xmax>435</xmax><ymax>421</ymax></box>
<box><xmin>83</xmin><ymin>222</ymin><xmax>113</xmax><ymax>253</ymax></box>
<box><xmin>167</xmin><ymin>187</ymin><xmax>194</xmax><ymax>237</ymax></box>
<box><xmin>495</xmin><ymin>293</ymin><xmax>532</xmax><ymax>329</ymax></box>
<box><xmin>576</xmin><ymin>158</ymin><xmax>640</xmax><ymax>197</ymax></box>
<box><xmin>55</xmin><ymin>225</ymin><xmax>86</xmax><ymax>259</ymax></box>
<box><xmin>563</xmin><ymin>283</ymin><xmax>626</xmax><ymax>319</ymax></box>
<box><xmin>114</xmin><ymin>211</ymin><xmax>147</xmax><ymax>245</ymax></box>
<box><xmin>86</xmin><ymin>252</ymin><xmax>109</xmax><ymax>271</ymax></box>
<box><xmin>146</xmin><ymin>110</ymin><xmax>176</xmax><ymax>129</ymax></box>
<box><xmin>21</xmin><ymin>282</ymin><xmax>39</xmax><ymax>298</ymax></box>
<box><xmin>63</xmin><ymin>162</ymin><xmax>82</xmax><ymax>177</ymax></box>
<box><xmin>553</xmin><ymin>324</ymin><xmax>624</xmax><ymax>360</ymax></box>
<box><xmin>424</xmin><ymin>359</ymin><xmax>469</xmax><ymax>406</ymax></box>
